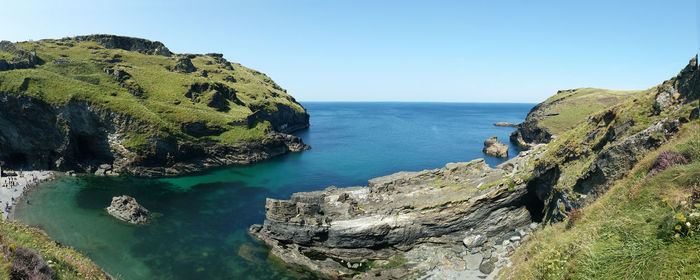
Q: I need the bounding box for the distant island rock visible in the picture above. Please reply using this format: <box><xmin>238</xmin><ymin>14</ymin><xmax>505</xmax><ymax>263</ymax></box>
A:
<box><xmin>483</xmin><ymin>136</ymin><xmax>509</xmax><ymax>158</ymax></box>
<box><xmin>106</xmin><ymin>195</ymin><xmax>151</xmax><ymax>224</ymax></box>
<box><xmin>493</xmin><ymin>121</ymin><xmax>519</xmax><ymax>127</ymax></box>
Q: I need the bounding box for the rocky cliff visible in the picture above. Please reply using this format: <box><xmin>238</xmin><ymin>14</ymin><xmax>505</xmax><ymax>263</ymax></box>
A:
<box><xmin>251</xmin><ymin>56</ymin><xmax>699</xmax><ymax>279</ymax></box>
<box><xmin>0</xmin><ymin>35</ymin><xmax>310</xmax><ymax>177</ymax></box>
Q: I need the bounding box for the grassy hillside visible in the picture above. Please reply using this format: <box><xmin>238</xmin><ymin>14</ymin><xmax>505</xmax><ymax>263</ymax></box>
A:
<box><xmin>498</xmin><ymin>55</ymin><xmax>700</xmax><ymax>279</ymax></box>
<box><xmin>538</xmin><ymin>88</ymin><xmax>642</xmax><ymax>135</ymax></box>
<box><xmin>0</xmin><ymin>220</ymin><xmax>110</xmax><ymax>279</ymax></box>
<box><xmin>0</xmin><ymin>35</ymin><xmax>306</xmax><ymax>146</ymax></box>
<box><xmin>499</xmin><ymin>121</ymin><xmax>700</xmax><ymax>279</ymax></box>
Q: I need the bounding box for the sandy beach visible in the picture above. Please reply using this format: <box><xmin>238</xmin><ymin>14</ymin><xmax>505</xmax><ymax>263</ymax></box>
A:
<box><xmin>0</xmin><ymin>170</ymin><xmax>58</xmax><ymax>220</ymax></box>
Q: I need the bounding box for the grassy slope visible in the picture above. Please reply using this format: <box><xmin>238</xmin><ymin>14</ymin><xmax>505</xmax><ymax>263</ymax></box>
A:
<box><xmin>537</xmin><ymin>88</ymin><xmax>642</xmax><ymax>135</ymax></box>
<box><xmin>499</xmin><ymin>121</ymin><xmax>700</xmax><ymax>280</ymax></box>
<box><xmin>0</xmin><ymin>220</ymin><xmax>109</xmax><ymax>279</ymax></box>
<box><xmin>0</xmin><ymin>38</ymin><xmax>305</xmax><ymax>147</ymax></box>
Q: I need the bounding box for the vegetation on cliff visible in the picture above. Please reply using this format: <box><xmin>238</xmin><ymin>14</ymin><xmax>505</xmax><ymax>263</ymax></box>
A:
<box><xmin>497</xmin><ymin>56</ymin><xmax>699</xmax><ymax>279</ymax></box>
<box><xmin>0</xmin><ymin>220</ymin><xmax>110</xmax><ymax>279</ymax></box>
<box><xmin>0</xmin><ymin>35</ymin><xmax>306</xmax><ymax>144</ymax></box>
<box><xmin>0</xmin><ymin>35</ymin><xmax>310</xmax><ymax>176</ymax></box>
<box><xmin>500</xmin><ymin>123</ymin><xmax>700</xmax><ymax>280</ymax></box>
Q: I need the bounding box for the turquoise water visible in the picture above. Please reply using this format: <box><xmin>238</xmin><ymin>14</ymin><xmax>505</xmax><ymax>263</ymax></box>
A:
<box><xmin>15</xmin><ymin>102</ymin><xmax>532</xmax><ymax>279</ymax></box>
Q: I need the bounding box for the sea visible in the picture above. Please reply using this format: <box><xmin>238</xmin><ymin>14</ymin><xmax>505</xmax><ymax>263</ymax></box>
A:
<box><xmin>15</xmin><ymin>102</ymin><xmax>533</xmax><ymax>280</ymax></box>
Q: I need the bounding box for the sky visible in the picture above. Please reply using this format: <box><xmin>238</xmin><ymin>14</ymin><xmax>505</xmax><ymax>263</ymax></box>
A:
<box><xmin>0</xmin><ymin>0</ymin><xmax>697</xmax><ymax>103</ymax></box>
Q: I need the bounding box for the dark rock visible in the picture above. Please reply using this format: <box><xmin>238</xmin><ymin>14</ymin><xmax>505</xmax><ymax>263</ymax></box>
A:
<box><xmin>185</xmin><ymin>82</ymin><xmax>243</xmax><ymax>111</ymax></box>
<box><xmin>181</xmin><ymin>122</ymin><xmax>226</xmax><ymax>137</ymax></box>
<box><xmin>247</xmin><ymin>103</ymin><xmax>310</xmax><ymax>133</ymax></box>
<box><xmin>173</xmin><ymin>57</ymin><xmax>196</xmax><ymax>73</ymax></box>
<box><xmin>479</xmin><ymin>260</ymin><xmax>495</xmax><ymax>274</ymax></box>
<box><xmin>106</xmin><ymin>195</ymin><xmax>150</xmax><ymax>224</ymax></box>
<box><xmin>224</xmin><ymin>75</ymin><xmax>237</xmax><ymax>83</ymax></box>
<box><xmin>74</xmin><ymin>35</ymin><xmax>172</xmax><ymax>56</ymax></box>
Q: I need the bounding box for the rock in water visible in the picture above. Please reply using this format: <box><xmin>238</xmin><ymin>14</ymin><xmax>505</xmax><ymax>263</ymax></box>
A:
<box><xmin>493</xmin><ymin>121</ymin><xmax>519</xmax><ymax>127</ymax></box>
<box><xmin>106</xmin><ymin>195</ymin><xmax>150</xmax><ymax>224</ymax></box>
<box><xmin>483</xmin><ymin>136</ymin><xmax>509</xmax><ymax>158</ymax></box>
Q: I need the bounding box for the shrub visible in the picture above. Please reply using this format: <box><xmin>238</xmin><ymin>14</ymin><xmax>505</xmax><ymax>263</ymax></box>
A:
<box><xmin>9</xmin><ymin>246</ymin><xmax>56</xmax><ymax>280</ymax></box>
<box><xmin>650</xmin><ymin>150</ymin><xmax>688</xmax><ymax>174</ymax></box>
<box><xmin>566</xmin><ymin>208</ymin><xmax>582</xmax><ymax>230</ymax></box>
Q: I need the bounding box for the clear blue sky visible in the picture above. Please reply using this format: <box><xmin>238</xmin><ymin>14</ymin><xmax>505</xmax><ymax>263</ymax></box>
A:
<box><xmin>1</xmin><ymin>0</ymin><xmax>697</xmax><ymax>102</ymax></box>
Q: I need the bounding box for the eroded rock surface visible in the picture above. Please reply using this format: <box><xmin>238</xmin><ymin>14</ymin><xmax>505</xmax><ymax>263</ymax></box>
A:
<box><xmin>106</xmin><ymin>195</ymin><xmax>150</xmax><ymax>224</ymax></box>
<box><xmin>251</xmin><ymin>147</ymin><xmax>547</xmax><ymax>279</ymax></box>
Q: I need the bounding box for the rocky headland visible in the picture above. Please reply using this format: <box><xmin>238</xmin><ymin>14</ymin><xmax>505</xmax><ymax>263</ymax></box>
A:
<box><xmin>0</xmin><ymin>35</ymin><xmax>310</xmax><ymax>177</ymax></box>
<box><xmin>251</xmin><ymin>55</ymin><xmax>699</xmax><ymax>279</ymax></box>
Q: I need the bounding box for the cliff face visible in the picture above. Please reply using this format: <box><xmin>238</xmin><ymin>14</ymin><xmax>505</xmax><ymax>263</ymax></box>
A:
<box><xmin>0</xmin><ymin>92</ymin><xmax>307</xmax><ymax>177</ymax></box>
<box><xmin>251</xmin><ymin>56</ymin><xmax>699</xmax><ymax>279</ymax></box>
<box><xmin>0</xmin><ymin>35</ymin><xmax>310</xmax><ymax>176</ymax></box>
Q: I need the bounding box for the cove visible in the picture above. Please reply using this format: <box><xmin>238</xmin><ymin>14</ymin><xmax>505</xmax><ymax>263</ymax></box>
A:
<box><xmin>15</xmin><ymin>102</ymin><xmax>532</xmax><ymax>279</ymax></box>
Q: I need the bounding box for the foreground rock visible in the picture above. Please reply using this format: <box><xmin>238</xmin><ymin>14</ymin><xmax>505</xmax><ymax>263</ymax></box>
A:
<box><xmin>251</xmin><ymin>146</ymin><xmax>547</xmax><ymax>279</ymax></box>
<box><xmin>482</xmin><ymin>136</ymin><xmax>509</xmax><ymax>158</ymax></box>
<box><xmin>106</xmin><ymin>195</ymin><xmax>150</xmax><ymax>224</ymax></box>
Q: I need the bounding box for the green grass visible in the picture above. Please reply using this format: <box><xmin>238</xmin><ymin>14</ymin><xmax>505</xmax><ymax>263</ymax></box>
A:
<box><xmin>499</xmin><ymin>122</ymin><xmax>700</xmax><ymax>280</ymax></box>
<box><xmin>538</xmin><ymin>88</ymin><xmax>642</xmax><ymax>135</ymax></box>
<box><xmin>0</xmin><ymin>37</ymin><xmax>306</xmax><ymax>147</ymax></box>
<box><xmin>0</xmin><ymin>220</ymin><xmax>110</xmax><ymax>279</ymax></box>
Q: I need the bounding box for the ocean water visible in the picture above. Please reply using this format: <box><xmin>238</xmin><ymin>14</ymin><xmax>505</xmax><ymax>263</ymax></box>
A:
<box><xmin>15</xmin><ymin>102</ymin><xmax>533</xmax><ymax>279</ymax></box>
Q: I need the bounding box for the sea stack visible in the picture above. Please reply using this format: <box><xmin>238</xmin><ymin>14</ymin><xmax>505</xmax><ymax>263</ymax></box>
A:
<box><xmin>106</xmin><ymin>195</ymin><xmax>151</xmax><ymax>224</ymax></box>
<box><xmin>483</xmin><ymin>136</ymin><xmax>509</xmax><ymax>158</ymax></box>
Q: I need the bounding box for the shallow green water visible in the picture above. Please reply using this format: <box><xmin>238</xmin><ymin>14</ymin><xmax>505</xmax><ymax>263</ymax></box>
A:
<box><xmin>15</xmin><ymin>102</ymin><xmax>532</xmax><ymax>279</ymax></box>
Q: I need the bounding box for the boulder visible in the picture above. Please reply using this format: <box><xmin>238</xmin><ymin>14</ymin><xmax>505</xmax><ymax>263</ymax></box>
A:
<box><xmin>106</xmin><ymin>195</ymin><xmax>151</xmax><ymax>224</ymax></box>
<box><xmin>94</xmin><ymin>168</ymin><xmax>106</xmax><ymax>176</ymax></box>
<box><xmin>483</xmin><ymin>136</ymin><xmax>509</xmax><ymax>158</ymax></box>
<box><xmin>463</xmin><ymin>234</ymin><xmax>487</xmax><ymax>248</ymax></box>
<box><xmin>173</xmin><ymin>57</ymin><xmax>196</xmax><ymax>73</ymax></box>
<box><xmin>479</xmin><ymin>260</ymin><xmax>495</xmax><ymax>274</ymax></box>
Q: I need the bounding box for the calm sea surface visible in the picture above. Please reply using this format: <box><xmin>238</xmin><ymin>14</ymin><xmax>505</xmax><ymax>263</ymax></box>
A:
<box><xmin>15</xmin><ymin>102</ymin><xmax>533</xmax><ymax>279</ymax></box>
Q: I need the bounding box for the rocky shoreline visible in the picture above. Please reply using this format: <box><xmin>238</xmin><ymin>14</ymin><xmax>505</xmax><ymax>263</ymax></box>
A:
<box><xmin>251</xmin><ymin>56</ymin><xmax>698</xmax><ymax>279</ymax></box>
<box><xmin>250</xmin><ymin>145</ymin><xmax>549</xmax><ymax>279</ymax></box>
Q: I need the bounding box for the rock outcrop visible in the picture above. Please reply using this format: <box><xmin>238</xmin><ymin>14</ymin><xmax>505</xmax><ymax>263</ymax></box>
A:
<box><xmin>106</xmin><ymin>195</ymin><xmax>150</xmax><ymax>224</ymax></box>
<box><xmin>482</xmin><ymin>136</ymin><xmax>509</xmax><ymax>158</ymax></box>
<box><xmin>74</xmin><ymin>34</ymin><xmax>172</xmax><ymax>56</ymax></box>
<box><xmin>493</xmin><ymin>121</ymin><xmax>519</xmax><ymax>127</ymax></box>
<box><xmin>0</xmin><ymin>41</ymin><xmax>42</xmax><ymax>71</ymax></box>
<box><xmin>251</xmin><ymin>147</ymin><xmax>548</xmax><ymax>279</ymax></box>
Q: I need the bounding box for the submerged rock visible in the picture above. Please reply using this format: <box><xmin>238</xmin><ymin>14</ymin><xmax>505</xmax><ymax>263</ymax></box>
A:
<box><xmin>106</xmin><ymin>195</ymin><xmax>150</xmax><ymax>224</ymax></box>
